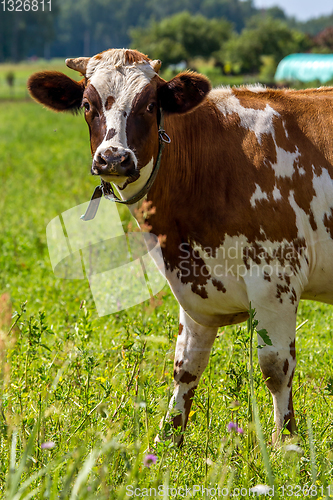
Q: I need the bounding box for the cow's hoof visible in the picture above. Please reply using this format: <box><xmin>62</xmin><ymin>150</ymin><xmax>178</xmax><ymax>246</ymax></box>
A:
<box><xmin>272</xmin><ymin>431</ymin><xmax>298</xmax><ymax>447</ymax></box>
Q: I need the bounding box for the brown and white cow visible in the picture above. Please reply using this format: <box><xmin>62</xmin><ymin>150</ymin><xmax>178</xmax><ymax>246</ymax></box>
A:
<box><xmin>28</xmin><ymin>49</ymin><xmax>333</xmax><ymax>444</ymax></box>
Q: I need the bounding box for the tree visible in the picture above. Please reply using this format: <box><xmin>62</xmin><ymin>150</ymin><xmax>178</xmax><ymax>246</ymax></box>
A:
<box><xmin>313</xmin><ymin>27</ymin><xmax>333</xmax><ymax>53</ymax></box>
<box><xmin>0</xmin><ymin>2</ymin><xmax>59</xmax><ymax>62</ymax></box>
<box><xmin>220</xmin><ymin>16</ymin><xmax>312</xmax><ymax>74</ymax></box>
<box><xmin>130</xmin><ymin>11</ymin><xmax>232</xmax><ymax>67</ymax></box>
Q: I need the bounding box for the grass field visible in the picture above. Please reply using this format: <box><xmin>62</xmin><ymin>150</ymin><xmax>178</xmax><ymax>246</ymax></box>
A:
<box><xmin>1</xmin><ymin>68</ymin><xmax>333</xmax><ymax>499</ymax></box>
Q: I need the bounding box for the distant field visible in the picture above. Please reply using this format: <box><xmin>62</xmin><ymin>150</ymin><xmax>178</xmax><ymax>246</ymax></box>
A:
<box><xmin>1</xmin><ymin>58</ymin><xmax>331</xmax><ymax>103</ymax></box>
<box><xmin>0</xmin><ymin>58</ymin><xmax>266</xmax><ymax>102</ymax></box>
<box><xmin>0</xmin><ymin>59</ymin><xmax>81</xmax><ymax>100</ymax></box>
<box><xmin>1</xmin><ymin>88</ymin><xmax>333</xmax><ymax>497</ymax></box>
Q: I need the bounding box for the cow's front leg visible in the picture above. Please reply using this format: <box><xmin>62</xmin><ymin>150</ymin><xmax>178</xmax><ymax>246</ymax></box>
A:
<box><xmin>164</xmin><ymin>308</ymin><xmax>218</xmax><ymax>446</ymax></box>
<box><xmin>247</xmin><ymin>295</ymin><xmax>298</xmax><ymax>444</ymax></box>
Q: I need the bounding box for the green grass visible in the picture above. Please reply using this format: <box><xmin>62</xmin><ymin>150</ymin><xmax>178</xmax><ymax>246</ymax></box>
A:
<box><xmin>0</xmin><ymin>60</ymin><xmax>81</xmax><ymax>100</ymax></box>
<box><xmin>1</xmin><ymin>97</ymin><xmax>333</xmax><ymax>498</ymax></box>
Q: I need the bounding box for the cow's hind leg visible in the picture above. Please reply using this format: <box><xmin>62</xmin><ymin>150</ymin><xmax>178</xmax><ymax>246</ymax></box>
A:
<box><xmin>161</xmin><ymin>308</ymin><xmax>218</xmax><ymax>446</ymax></box>
<box><xmin>247</xmin><ymin>293</ymin><xmax>298</xmax><ymax>444</ymax></box>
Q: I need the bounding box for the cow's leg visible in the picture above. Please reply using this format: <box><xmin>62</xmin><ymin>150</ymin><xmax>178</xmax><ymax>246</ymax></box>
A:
<box><xmin>162</xmin><ymin>307</ymin><xmax>218</xmax><ymax>445</ymax></box>
<box><xmin>246</xmin><ymin>293</ymin><xmax>298</xmax><ymax>444</ymax></box>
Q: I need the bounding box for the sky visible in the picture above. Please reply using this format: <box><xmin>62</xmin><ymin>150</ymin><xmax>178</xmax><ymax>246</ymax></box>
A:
<box><xmin>253</xmin><ymin>0</ymin><xmax>333</xmax><ymax>21</ymax></box>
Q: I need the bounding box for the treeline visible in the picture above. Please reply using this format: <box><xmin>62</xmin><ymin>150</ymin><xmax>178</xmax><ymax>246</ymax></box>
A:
<box><xmin>0</xmin><ymin>0</ymin><xmax>332</xmax><ymax>72</ymax></box>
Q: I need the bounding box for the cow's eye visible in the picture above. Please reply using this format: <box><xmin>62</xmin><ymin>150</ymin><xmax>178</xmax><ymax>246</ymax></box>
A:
<box><xmin>147</xmin><ymin>102</ymin><xmax>155</xmax><ymax>113</ymax></box>
<box><xmin>83</xmin><ymin>101</ymin><xmax>90</xmax><ymax>112</ymax></box>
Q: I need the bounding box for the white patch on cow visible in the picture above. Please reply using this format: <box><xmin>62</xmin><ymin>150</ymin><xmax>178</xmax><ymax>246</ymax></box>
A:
<box><xmin>272</xmin><ymin>185</ymin><xmax>282</xmax><ymax>201</ymax></box>
<box><xmin>271</xmin><ymin>143</ymin><xmax>300</xmax><ymax>179</ymax></box>
<box><xmin>282</xmin><ymin>120</ymin><xmax>289</xmax><ymax>139</ymax></box>
<box><xmin>310</xmin><ymin>168</ymin><xmax>333</xmax><ymax>234</ymax></box>
<box><xmin>86</xmin><ymin>49</ymin><xmax>157</xmax><ymax>183</ymax></box>
<box><xmin>298</xmin><ymin>166</ymin><xmax>306</xmax><ymax>175</ymax></box>
<box><xmin>250</xmin><ymin>183</ymin><xmax>269</xmax><ymax>207</ymax></box>
<box><xmin>209</xmin><ymin>88</ymin><xmax>280</xmax><ymax>144</ymax></box>
<box><xmin>122</xmin><ymin>158</ymin><xmax>155</xmax><ymax>216</ymax></box>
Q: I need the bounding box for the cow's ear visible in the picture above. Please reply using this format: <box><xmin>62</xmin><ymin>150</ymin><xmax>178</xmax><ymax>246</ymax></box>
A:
<box><xmin>27</xmin><ymin>71</ymin><xmax>85</xmax><ymax>112</ymax></box>
<box><xmin>158</xmin><ymin>71</ymin><xmax>211</xmax><ymax>114</ymax></box>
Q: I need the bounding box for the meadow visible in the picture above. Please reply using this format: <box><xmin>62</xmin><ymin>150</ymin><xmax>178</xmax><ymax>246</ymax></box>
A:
<box><xmin>1</xmin><ymin>62</ymin><xmax>333</xmax><ymax>499</ymax></box>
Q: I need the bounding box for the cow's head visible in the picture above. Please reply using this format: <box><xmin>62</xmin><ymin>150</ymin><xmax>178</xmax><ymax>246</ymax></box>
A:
<box><xmin>28</xmin><ymin>49</ymin><xmax>210</xmax><ymax>193</ymax></box>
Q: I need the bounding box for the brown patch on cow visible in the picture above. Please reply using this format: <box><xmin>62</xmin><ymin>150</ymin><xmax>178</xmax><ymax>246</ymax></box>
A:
<box><xmin>105</xmin><ymin>128</ymin><xmax>116</xmax><ymax>141</ymax></box>
<box><xmin>179</xmin><ymin>371</ymin><xmax>197</xmax><ymax>384</ymax></box>
<box><xmin>126</xmin><ymin>80</ymin><xmax>159</xmax><ymax>171</ymax></box>
<box><xmin>323</xmin><ymin>209</ymin><xmax>333</xmax><ymax>239</ymax></box>
<box><xmin>263</xmin><ymin>271</ymin><xmax>271</xmax><ymax>282</ymax></box>
<box><xmin>276</xmin><ymin>284</ymin><xmax>290</xmax><ymax>303</ymax></box>
<box><xmin>289</xmin><ymin>287</ymin><xmax>297</xmax><ymax>305</ymax></box>
<box><xmin>191</xmin><ymin>284</ymin><xmax>208</xmax><ymax>299</ymax></box>
<box><xmin>287</xmin><ymin>368</ymin><xmax>295</xmax><ymax>387</ymax></box>
<box><xmin>175</xmin><ymin>360</ymin><xmax>183</xmax><ymax>368</ymax></box>
<box><xmin>178</xmin><ymin>323</ymin><xmax>183</xmax><ymax>336</ymax></box>
<box><xmin>169</xmin><ymin>243</ymin><xmax>211</xmax><ymax>300</ymax></box>
<box><xmin>308</xmin><ymin>209</ymin><xmax>317</xmax><ymax>231</ymax></box>
<box><xmin>183</xmin><ymin>386</ymin><xmax>197</xmax><ymax>425</ymax></box>
<box><xmin>212</xmin><ymin>278</ymin><xmax>226</xmax><ymax>293</ymax></box>
<box><xmin>172</xmin><ymin>413</ymin><xmax>182</xmax><ymax>429</ymax></box>
<box><xmin>105</xmin><ymin>95</ymin><xmax>115</xmax><ymax>110</ymax></box>
<box><xmin>284</xmin><ymin>389</ymin><xmax>297</xmax><ymax>434</ymax></box>
<box><xmin>233</xmin><ymin>89</ymin><xmax>267</xmax><ymax>110</ymax></box>
<box><xmin>125</xmin><ymin>49</ymin><xmax>150</xmax><ymax>65</ymax></box>
<box><xmin>289</xmin><ymin>340</ymin><xmax>296</xmax><ymax>359</ymax></box>
<box><xmin>283</xmin><ymin>359</ymin><xmax>289</xmax><ymax>375</ymax></box>
<box><xmin>260</xmin><ymin>352</ymin><xmax>286</xmax><ymax>393</ymax></box>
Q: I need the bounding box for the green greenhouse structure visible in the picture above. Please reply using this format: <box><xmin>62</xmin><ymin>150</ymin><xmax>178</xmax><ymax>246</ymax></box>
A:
<box><xmin>275</xmin><ymin>53</ymin><xmax>333</xmax><ymax>84</ymax></box>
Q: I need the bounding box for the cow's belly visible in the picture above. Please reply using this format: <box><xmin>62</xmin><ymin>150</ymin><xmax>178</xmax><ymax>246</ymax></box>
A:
<box><xmin>166</xmin><ymin>266</ymin><xmax>249</xmax><ymax>327</ymax></box>
<box><xmin>302</xmin><ymin>239</ymin><xmax>333</xmax><ymax>304</ymax></box>
<box><xmin>164</xmin><ymin>236</ymin><xmax>252</xmax><ymax>327</ymax></box>
<box><xmin>163</xmin><ymin>229</ymin><xmax>333</xmax><ymax>327</ymax></box>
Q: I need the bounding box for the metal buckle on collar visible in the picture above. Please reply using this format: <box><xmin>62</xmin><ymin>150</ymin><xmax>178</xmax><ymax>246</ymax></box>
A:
<box><xmin>158</xmin><ymin>129</ymin><xmax>171</xmax><ymax>144</ymax></box>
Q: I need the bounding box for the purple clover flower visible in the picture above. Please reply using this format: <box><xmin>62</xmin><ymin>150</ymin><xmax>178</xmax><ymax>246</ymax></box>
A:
<box><xmin>143</xmin><ymin>454</ymin><xmax>157</xmax><ymax>468</ymax></box>
<box><xmin>41</xmin><ymin>441</ymin><xmax>55</xmax><ymax>450</ymax></box>
<box><xmin>227</xmin><ymin>421</ymin><xmax>238</xmax><ymax>432</ymax></box>
<box><xmin>227</xmin><ymin>422</ymin><xmax>244</xmax><ymax>434</ymax></box>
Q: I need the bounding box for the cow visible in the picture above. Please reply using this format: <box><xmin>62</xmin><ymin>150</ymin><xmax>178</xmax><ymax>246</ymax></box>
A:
<box><xmin>28</xmin><ymin>48</ymin><xmax>333</xmax><ymax>445</ymax></box>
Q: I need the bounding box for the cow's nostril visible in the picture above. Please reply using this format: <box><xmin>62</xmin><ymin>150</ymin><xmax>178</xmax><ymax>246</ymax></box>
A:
<box><xmin>98</xmin><ymin>153</ymin><xmax>108</xmax><ymax>165</ymax></box>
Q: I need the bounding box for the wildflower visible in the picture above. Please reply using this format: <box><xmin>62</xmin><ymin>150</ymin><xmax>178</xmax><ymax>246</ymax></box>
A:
<box><xmin>227</xmin><ymin>421</ymin><xmax>238</xmax><ymax>432</ymax></box>
<box><xmin>143</xmin><ymin>454</ymin><xmax>157</xmax><ymax>468</ymax></box>
<box><xmin>41</xmin><ymin>441</ymin><xmax>55</xmax><ymax>450</ymax></box>
<box><xmin>250</xmin><ymin>484</ymin><xmax>272</xmax><ymax>495</ymax></box>
<box><xmin>227</xmin><ymin>421</ymin><xmax>243</xmax><ymax>434</ymax></box>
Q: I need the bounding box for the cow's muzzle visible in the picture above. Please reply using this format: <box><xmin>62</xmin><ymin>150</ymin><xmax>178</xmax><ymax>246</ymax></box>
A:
<box><xmin>91</xmin><ymin>149</ymin><xmax>136</xmax><ymax>177</ymax></box>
